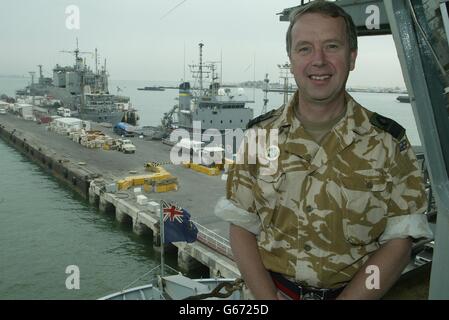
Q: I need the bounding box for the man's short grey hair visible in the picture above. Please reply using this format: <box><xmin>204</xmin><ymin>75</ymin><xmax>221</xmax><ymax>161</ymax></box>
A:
<box><xmin>286</xmin><ymin>0</ymin><xmax>358</xmax><ymax>56</ymax></box>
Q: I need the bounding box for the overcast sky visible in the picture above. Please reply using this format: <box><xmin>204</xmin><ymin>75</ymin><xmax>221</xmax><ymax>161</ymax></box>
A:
<box><xmin>0</xmin><ymin>0</ymin><xmax>406</xmax><ymax>87</ymax></box>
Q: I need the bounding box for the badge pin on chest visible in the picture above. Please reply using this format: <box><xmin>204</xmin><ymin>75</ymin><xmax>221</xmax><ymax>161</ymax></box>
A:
<box><xmin>266</xmin><ymin>145</ymin><xmax>280</xmax><ymax>161</ymax></box>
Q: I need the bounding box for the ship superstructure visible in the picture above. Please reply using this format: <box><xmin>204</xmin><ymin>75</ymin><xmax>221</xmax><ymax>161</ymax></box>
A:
<box><xmin>175</xmin><ymin>43</ymin><xmax>254</xmax><ymax>132</ymax></box>
<box><xmin>18</xmin><ymin>42</ymin><xmax>138</xmax><ymax>125</ymax></box>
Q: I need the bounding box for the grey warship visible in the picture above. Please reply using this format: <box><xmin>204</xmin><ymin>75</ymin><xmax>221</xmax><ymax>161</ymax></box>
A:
<box><xmin>17</xmin><ymin>43</ymin><xmax>138</xmax><ymax>125</ymax></box>
<box><xmin>177</xmin><ymin>43</ymin><xmax>253</xmax><ymax>132</ymax></box>
<box><xmin>157</xmin><ymin>43</ymin><xmax>253</xmax><ymax>147</ymax></box>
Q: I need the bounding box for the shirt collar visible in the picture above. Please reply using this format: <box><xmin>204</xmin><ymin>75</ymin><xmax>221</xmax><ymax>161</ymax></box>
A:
<box><xmin>333</xmin><ymin>92</ymin><xmax>376</xmax><ymax>140</ymax></box>
<box><xmin>272</xmin><ymin>90</ymin><xmax>300</xmax><ymax>131</ymax></box>
<box><xmin>277</xmin><ymin>90</ymin><xmax>377</xmax><ymax>163</ymax></box>
<box><xmin>275</xmin><ymin>90</ymin><xmax>375</xmax><ymax>136</ymax></box>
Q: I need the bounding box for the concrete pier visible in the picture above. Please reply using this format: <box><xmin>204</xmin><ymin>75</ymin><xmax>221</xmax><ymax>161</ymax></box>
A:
<box><xmin>132</xmin><ymin>218</ymin><xmax>151</xmax><ymax>236</ymax></box>
<box><xmin>115</xmin><ymin>208</ymin><xmax>128</xmax><ymax>223</ymax></box>
<box><xmin>178</xmin><ymin>249</ymin><xmax>204</xmax><ymax>271</ymax></box>
<box><xmin>89</xmin><ymin>190</ymin><xmax>99</xmax><ymax>207</ymax></box>
<box><xmin>99</xmin><ymin>196</ymin><xmax>115</xmax><ymax>214</ymax></box>
<box><xmin>0</xmin><ymin>115</ymin><xmax>240</xmax><ymax>279</ymax></box>
<box><xmin>152</xmin><ymin>231</ymin><xmax>161</xmax><ymax>249</ymax></box>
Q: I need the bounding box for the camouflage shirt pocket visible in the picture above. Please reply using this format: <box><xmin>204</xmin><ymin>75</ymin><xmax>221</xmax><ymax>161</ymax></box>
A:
<box><xmin>339</xmin><ymin>170</ymin><xmax>391</xmax><ymax>245</ymax></box>
<box><xmin>254</xmin><ymin>172</ymin><xmax>285</xmax><ymax>230</ymax></box>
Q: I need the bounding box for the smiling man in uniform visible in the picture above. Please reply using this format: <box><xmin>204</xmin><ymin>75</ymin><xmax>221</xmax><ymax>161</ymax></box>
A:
<box><xmin>215</xmin><ymin>0</ymin><xmax>433</xmax><ymax>300</ymax></box>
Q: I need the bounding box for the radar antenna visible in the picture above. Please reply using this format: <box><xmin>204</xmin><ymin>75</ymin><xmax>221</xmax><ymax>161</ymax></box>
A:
<box><xmin>60</xmin><ymin>38</ymin><xmax>94</xmax><ymax>64</ymax></box>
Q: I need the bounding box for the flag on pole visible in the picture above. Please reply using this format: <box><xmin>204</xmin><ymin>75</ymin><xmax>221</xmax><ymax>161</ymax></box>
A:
<box><xmin>162</xmin><ymin>201</ymin><xmax>198</xmax><ymax>243</ymax></box>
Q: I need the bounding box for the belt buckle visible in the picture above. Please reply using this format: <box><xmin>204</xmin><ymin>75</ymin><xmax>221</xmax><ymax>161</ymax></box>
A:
<box><xmin>301</xmin><ymin>289</ymin><xmax>325</xmax><ymax>300</ymax></box>
<box><xmin>297</xmin><ymin>283</ymin><xmax>326</xmax><ymax>300</ymax></box>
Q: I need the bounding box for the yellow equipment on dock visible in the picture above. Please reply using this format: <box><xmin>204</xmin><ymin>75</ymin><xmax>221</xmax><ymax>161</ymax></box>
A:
<box><xmin>117</xmin><ymin>165</ymin><xmax>178</xmax><ymax>193</ymax></box>
<box><xmin>187</xmin><ymin>163</ymin><xmax>221</xmax><ymax>176</ymax></box>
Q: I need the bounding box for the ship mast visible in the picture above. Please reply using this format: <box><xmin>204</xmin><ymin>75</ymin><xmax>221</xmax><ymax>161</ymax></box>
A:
<box><xmin>209</xmin><ymin>63</ymin><xmax>219</xmax><ymax>96</ymax></box>
<box><xmin>199</xmin><ymin>43</ymin><xmax>204</xmax><ymax>93</ymax></box>
<box><xmin>38</xmin><ymin>65</ymin><xmax>43</xmax><ymax>83</ymax></box>
<box><xmin>29</xmin><ymin>71</ymin><xmax>36</xmax><ymax>106</ymax></box>
<box><xmin>262</xmin><ymin>73</ymin><xmax>270</xmax><ymax>114</ymax></box>
<box><xmin>95</xmin><ymin>48</ymin><xmax>98</xmax><ymax>75</ymax></box>
<box><xmin>278</xmin><ymin>63</ymin><xmax>292</xmax><ymax>106</ymax></box>
<box><xmin>189</xmin><ymin>43</ymin><xmax>211</xmax><ymax>97</ymax></box>
<box><xmin>60</xmin><ymin>40</ymin><xmax>94</xmax><ymax>117</ymax></box>
<box><xmin>103</xmin><ymin>58</ymin><xmax>109</xmax><ymax>93</ymax></box>
<box><xmin>60</xmin><ymin>39</ymin><xmax>93</xmax><ymax>71</ymax></box>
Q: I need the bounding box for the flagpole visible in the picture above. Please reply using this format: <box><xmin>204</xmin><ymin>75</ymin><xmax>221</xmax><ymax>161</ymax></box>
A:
<box><xmin>159</xmin><ymin>201</ymin><xmax>165</xmax><ymax>278</ymax></box>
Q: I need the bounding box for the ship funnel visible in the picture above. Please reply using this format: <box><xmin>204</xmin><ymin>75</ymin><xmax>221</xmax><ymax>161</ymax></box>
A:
<box><xmin>179</xmin><ymin>82</ymin><xmax>192</xmax><ymax>111</ymax></box>
<box><xmin>179</xmin><ymin>82</ymin><xmax>190</xmax><ymax>91</ymax></box>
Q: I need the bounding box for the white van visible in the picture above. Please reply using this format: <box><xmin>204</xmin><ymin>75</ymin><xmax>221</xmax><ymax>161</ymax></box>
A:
<box><xmin>63</xmin><ymin>108</ymin><xmax>71</xmax><ymax>117</ymax></box>
<box><xmin>57</xmin><ymin>107</ymin><xmax>71</xmax><ymax>117</ymax></box>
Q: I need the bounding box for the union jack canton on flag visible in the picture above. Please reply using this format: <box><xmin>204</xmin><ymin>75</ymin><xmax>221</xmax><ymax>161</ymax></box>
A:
<box><xmin>162</xmin><ymin>201</ymin><xmax>198</xmax><ymax>244</ymax></box>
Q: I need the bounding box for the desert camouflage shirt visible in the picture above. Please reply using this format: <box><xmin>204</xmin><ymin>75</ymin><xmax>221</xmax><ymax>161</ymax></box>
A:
<box><xmin>215</xmin><ymin>91</ymin><xmax>433</xmax><ymax>289</ymax></box>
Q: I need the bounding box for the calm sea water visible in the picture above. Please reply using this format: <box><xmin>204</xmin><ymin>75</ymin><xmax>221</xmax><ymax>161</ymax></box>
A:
<box><xmin>0</xmin><ymin>139</ymin><xmax>168</xmax><ymax>299</ymax></box>
<box><xmin>0</xmin><ymin>77</ymin><xmax>422</xmax><ymax>299</ymax></box>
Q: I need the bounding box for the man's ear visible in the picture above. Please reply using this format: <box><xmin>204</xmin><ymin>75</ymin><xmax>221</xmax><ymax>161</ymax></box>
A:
<box><xmin>349</xmin><ymin>49</ymin><xmax>358</xmax><ymax>71</ymax></box>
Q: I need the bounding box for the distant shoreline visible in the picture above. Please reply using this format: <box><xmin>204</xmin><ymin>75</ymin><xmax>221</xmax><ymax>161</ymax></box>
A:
<box><xmin>0</xmin><ymin>75</ymin><xmax>27</xmax><ymax>79</ymax></box>
<box><xmin>0</xmin><ymin>76</ymin><xmax>407</xmax><ymax>95</ymax></box>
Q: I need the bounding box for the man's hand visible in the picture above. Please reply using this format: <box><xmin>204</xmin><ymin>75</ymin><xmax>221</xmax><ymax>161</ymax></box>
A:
<box><xmin>337</xmin><ymin>237</ymin><xmax>412</xmax><ymax>300</ymax></box>
<box><xmin>229</xmin><ymin>224</ymin><xmax>279</xmax><ymax>299</ymax></box>
<box><xmin>276</xmin><ymin>290</ymin><xmax>291</xmax><ymax>300</ymax></box>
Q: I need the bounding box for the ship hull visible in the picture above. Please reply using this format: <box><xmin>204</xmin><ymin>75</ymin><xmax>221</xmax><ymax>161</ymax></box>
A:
<box><xmin>74</xmin><ymin>109</ymin><xmax>124</xmax><ymax>125</ymax></box>
<box><xmin>44</xmin><ymin>86</ymin><xmax>124</xmax><ymax>124</ymax></box>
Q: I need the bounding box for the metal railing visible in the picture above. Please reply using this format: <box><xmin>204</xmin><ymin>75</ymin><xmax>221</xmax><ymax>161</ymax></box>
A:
<box><xmin>121</xmin><ymin>264</ymin><xmax>180</xmax><ymax>292</ymax></box>
<box><xmin>191</xmin><ymin>220</ymin><xmax>233</xmax><ymax>259</ymax></box>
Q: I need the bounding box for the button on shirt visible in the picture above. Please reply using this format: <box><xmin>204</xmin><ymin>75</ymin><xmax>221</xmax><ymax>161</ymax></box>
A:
<box><xmin>215</xmin><ymin>91</ymin><xmax>433</xmax><ymax>289</ymax></box>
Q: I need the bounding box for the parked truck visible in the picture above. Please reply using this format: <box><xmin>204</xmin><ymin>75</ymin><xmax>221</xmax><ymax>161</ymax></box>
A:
<box><xmin>113</xmin><ymin>122</ymin><xmax>136</xmax><ymax>137</ymax></box>
<box><xmin>57</xmin><ymin>107</ymin><xmax>71</xmax><ymax>117</ymax></box>
<box><xmin>116</xmin><ymin>139</ymin><xmax>136</xmax><ymax>154</ymax></box>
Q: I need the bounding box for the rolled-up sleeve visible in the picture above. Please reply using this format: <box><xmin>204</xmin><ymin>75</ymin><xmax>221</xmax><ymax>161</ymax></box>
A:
<box><xmin>214</xmin><ymin>197</ymin><xmax>261</xmax><ymax>235</ymax></box>
<box><xmin>379</xmin><ymin>212</ymin><xmax>433</xmax><ymax>244</ymax></box>
<box><xmin>380</xmin><ymin>138</ymin><xmax>433</xmax><ymax>244</ymax></box>
<box><xmin>214</xmin><ymin>139</ymin><xmax>261</xmax><ymax>235</ymax></box>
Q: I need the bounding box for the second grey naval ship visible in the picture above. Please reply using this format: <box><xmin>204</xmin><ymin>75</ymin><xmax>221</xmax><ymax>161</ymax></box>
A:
<box><xmin>18</xmin><ymin>43</ymin><xmax>138</xmax><ymax>125</ymax></box>
<box><xmin>176</xmin><ymin>43</ymin><xmax>253</xmax><ymax>132</ymax></box>
<box><xmin>157</xmin><ymin>43</ymin><xmax>253</xmax><ymax>150</ymax></box>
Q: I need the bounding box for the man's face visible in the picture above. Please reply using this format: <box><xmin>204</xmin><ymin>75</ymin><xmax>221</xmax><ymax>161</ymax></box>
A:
<box><xmin>289</xmin><ymin>13</ymin><xmax>357</xmax><ymax>105</ymax></box>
